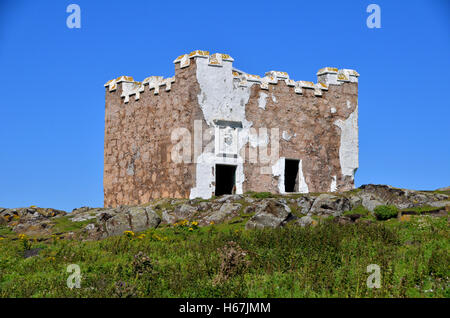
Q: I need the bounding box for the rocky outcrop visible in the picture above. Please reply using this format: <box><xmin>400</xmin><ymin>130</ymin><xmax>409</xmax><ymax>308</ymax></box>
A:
<box><xmin>1</xmin><ymin>185</ymin><xmax>448</xmax><ymax>240</ymax></box>
<box><xmin>95</xmin><ymin>206</ymin><xmax>161</xmax><ymax>238</ymax></box>
<box><xmin>309</xmin><ymin>194</ymin><xmax>351</xmax><ymax>217</ymax></box>
<box><xmin>245</xmin><ymin>199</ymin><xmax>292</xmax><ymax>229</ymax></box>
<box><xmin>357</xmin><ymin>184</ymin><xmax>447</xmax><ymax>209</ymax></box>
<box><xmin>204</xmin><ymin>203</ymin><xmax>242</xmax><ymax>225</ymax></box>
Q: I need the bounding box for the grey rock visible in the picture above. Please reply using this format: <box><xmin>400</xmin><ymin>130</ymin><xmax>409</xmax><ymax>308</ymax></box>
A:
<box><xmin>429</xmin><ymin>201</ymin><xmax>450</xmax><ymax>208</ymax></box>
<box><xmin>161</xmin><ymin>210</ymin><xmax>176</xmax><ymax>224</ymax></box>
<box><xmin>104</xmin><ymin>213</ymin><xmax>130</xmax><ymax>237</ymax></box>
<box><xmin>205</xmin><ymin>203</ymin><xmax>241</xmax><ymax>224</ymax></box>
<box><xmin>71</xmin><ymin>214</ymin><xmax>97</xmax><ymax>222</ymax></box>
<box><xmin>434</xmin><ymin>194</ymin><xmax>449</xmax><ymax>201</ymax></box>
<box><xmin>102</xmin><ymin>206</ymin><xmax>161</xmax><ymax>237</ymax></box>
<box><xmin>172</xmin><ymin>204</ymin><xmax>197</xmax><ymax>221</ymax></box>
<box><xmin>349</xmin><ymin>195</ymin><xmax>363</xmax><ymax>208</ymax></box>
<box><xmin>216</xmin><ymin>194</ymin><xmax>242</xmax><ymax>203</ymax></box>
<box><xmin>24</xmin><ymin>248</ymin><xmax>43</xmax><ymax>259</ymax></box>
<box><xmin>296</xmin><ymin>196</ymin><xmax>314</xmax><ymax>214</ymax></box>
<box><xmin>296</xmin><ymin>215</ymin><xmax>314</xmax><ymax>227</ymax></box>
<box><xmin>84</xmin><ymin>223</ymin><xmax>95</xmax><ymax>231</ymax></box>
<box><xmin>197</xmin><ymin>201</ymin><xmax>211</xmax><ymax>212</ymax></box>
<box><xmin>244</xmin><ymin>197</ymin><xmax>256</xmax><ymax>204</ymax></box>
<box><xmin>359</xmin><ymin>193</ymin><xmax>385</xmax><ymax>212</ymax></box>
<box><xmin>357</xmin><ymin>184</ymin><xmax>446</xmax><ymax>209</ymax></box>
<box><xmin>245</xmin><ymin>199</ymin><xmax>292</xmax><ymax>229</ymax></box>
<box><xmin>309</xmin><ymin>194</ymin><xmax>351</xmax><ymax>216</ymax></box>
<box><xmin>72</xmin><ymin>206</ymin><xmax>91</xmax><ymax>214</ymax></box>
<box><xmin>128</xmin><ymin>207</ymin><xmax>161</xmax><ymax>232</ymax></box>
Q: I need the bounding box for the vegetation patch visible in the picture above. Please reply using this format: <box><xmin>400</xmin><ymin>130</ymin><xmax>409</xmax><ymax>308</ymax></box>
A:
<box><xmin>343</xmin><ymin>205</ymin><xmax>370</xmax><ymax>217</ymax></box>
<box><xmin>374</xmin><ymin>205</ymin><xmax>399</xmax><ymax>221</ymax></box>
<box><xmin>51</xmin><ymin>216</ymin><xmax>96</xmax><ymax>234</ymax></box>
<box><xmin>0</xmin><ymin>216</ymin><xmax>448</xmax><ymax>298</ymax></box>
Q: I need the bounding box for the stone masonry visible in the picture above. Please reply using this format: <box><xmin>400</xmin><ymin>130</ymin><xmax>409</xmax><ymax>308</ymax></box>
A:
<box><xmin>104</xmin><ymin>50</ymin><xmax>359</xmax><ymax>207</ymax></box>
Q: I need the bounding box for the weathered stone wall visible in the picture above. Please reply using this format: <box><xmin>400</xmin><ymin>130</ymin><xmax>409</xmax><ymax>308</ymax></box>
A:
<box><xmin>104</xmin><ymin>50</ymin><xmax>359</xmax><ymax>206</ymax></box>
<box><xmin>104</xmin><ymin>63</ymin><xmax>202</xmax><ymax>207</ymax></box>
<box><xmin>243</xmin><ymin>80</ymin><xmax>358</xmax><ymax>194</ymax></box>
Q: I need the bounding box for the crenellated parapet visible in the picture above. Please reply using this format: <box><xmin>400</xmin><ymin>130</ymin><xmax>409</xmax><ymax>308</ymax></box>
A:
<box><xmin>317</xmin><ymin>67</ymin><xmax>360</xmax><ymax>86</ymax></box>
<box><xmin>173</xmin><ymin>50</ymin><xmax>234</xmax><ymax>68</ymax></box>
<box><xmin>104</xmin><ymin>75</ymin><xmax>175</xmax><ymax>103</ymax></box>
<box><xmin>171</xmin><ymin>50</ymin><xmax>358</xmax><ymax>96</ymax></box>
<box><xmin>104</xmin><ymin>50</ymin><xmax>359</xmax><ymax>103</ymax></box>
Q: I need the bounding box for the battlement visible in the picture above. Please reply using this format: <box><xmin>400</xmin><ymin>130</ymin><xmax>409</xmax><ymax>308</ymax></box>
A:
<box><xmin>104</xmin><ymin>50</ymin><xmax>359</xmax><ymax>103</ymax></box>
<box><xmin>104</xmin><ymin>50</ymin><xmax>360</xmax><ymax>206</ymax></box>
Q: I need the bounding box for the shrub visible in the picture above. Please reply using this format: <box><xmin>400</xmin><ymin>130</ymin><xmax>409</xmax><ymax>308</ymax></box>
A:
<box><xmin>343</xmin><ymin>205</ymin><xmax>370</xmax><ymax>216</ymax></box>
<box><xmin>213</xmin><ymin>241</ymin><xmax>250</xmax><ymax>286</ymax></box>
<box><xmin>374</xmin><ymin>205</ymin><xmax>398</xmax><ymax>220</ymax></box>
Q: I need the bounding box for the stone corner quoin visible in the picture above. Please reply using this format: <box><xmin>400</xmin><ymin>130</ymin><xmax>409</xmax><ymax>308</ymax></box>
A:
<box><xmin>103</xmin><ymin>50</ymin><xmax>359</xmax><ymax>207</ymax></box>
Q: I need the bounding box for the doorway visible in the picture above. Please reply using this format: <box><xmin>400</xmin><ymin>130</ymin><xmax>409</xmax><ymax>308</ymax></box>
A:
<box><xmin>284</xmin><ymin>159</ymin><xmax>299</xmax><ymax>192</ymax></box>
<box><xmin>215</xmin><ymin>164</ymin><xmax>237</xmax><ymax>196</ymax></box>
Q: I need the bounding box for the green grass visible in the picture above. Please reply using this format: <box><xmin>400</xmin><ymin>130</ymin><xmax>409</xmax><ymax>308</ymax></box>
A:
<box><xmin>51</xmin><ymin>216</ymin><xmax>96</xmax><ymax>234</ymax></box>
<box><xmin>400</xmin><ymin>205</ymin><xmax>443</xmax><ymax>214</ymax></box>
<box><xmin>0</xmin><ymin>215</ymin><xmax>448</xmax><ymax>298</ymax></box>
<box><xmin>0</xmin><ymin>225</ymin><xmax>14</xmax><ymax>237</ymax></box>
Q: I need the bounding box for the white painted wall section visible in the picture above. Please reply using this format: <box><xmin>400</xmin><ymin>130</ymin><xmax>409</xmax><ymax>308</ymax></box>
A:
<box><xmin>330</xmin><ymin>175</ymin><xmax>337</xmax><ymax>192</ymax></box>
<box><xmin>334</xmin><ymin>105</ymin><xmax>359</xmax><ymax>180</ymax></box>
<box><xmin>298</xmin><ymin>160</ymin><xmax>309</xmax><ymax>193</ymax></box>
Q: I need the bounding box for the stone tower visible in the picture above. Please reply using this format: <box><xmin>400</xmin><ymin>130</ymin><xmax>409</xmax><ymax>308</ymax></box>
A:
<box><xmin>104</xmin><ymin>50</ymin><xmax>359</xmax><ymax>207</ymax></box>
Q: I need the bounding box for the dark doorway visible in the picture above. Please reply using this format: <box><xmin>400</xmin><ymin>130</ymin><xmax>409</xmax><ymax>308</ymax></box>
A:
<box><xmin>215</xmin><ymin>164</ymin><xmax>237</xmax><ymax>196</ymax></box>
<box><xmin>284</xmin><ymin>159</ymin><xmax>299</xmax><ymax>192</ymax></box>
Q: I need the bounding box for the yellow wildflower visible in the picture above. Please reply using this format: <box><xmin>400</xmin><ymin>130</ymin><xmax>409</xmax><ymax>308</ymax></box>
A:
<box><xmin>188</xmin><ymin>227</ymin><xmax>193</xmax><ymax>231</ymax></box>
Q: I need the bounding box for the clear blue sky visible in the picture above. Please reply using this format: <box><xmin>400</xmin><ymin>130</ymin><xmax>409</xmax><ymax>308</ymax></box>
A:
<box><xmin>0</xmin><ymin>0</ymin><xmax>449</xmax><ymax>211</ymax></box>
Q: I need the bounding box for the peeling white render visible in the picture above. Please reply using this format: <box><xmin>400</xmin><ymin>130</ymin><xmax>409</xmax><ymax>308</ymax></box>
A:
<box><xmin>271</xmin><ymin>158</ymin><xmax>309</xmax><ymax>194</ymax></box>
<box><xmin>298</xmin><ymin>160</ymin><xmax>309</xmax><ymax>193</ymax></box>
<box><xmin>189</xmin><ymin>152</ymin><xmax>245</xmax><ymax>199</ymax></box>
<box><xmin>272</xmin><ymin>158</ymin><xmax>285</xmax><ymax>193</ymax></box>
<box><xmin>330</xmin><ymin>175</ymin><xmax>337</xmax><ymax>192</ymax></box>
<box><xmin>282</xmin><ymin>131</ymin><xmax>296</xmax><ymax>141</ymax></box>
<box><xmin>258</xmin><ymin>92</ymin><xmax>268</xmax><ymax>110</ymax></box>
<box><xmin>331</xmin><ymin>107</ymin><xmax>337</xmax><ymax>114</ymax></box>
<box><xmin>190</xmin><ymin>56</ymin><xmax>255</xmax><ymax>199</ymax></box>
<box><xmin>346</xmin><ymin>100</ymin><xmax>351</xmax><ymax>109</ymax></box>
<box><xmin>334</xmin><ymin>106</ymin><xmax>359</xmax><ymax>180</ymax></box>
<box><xmin>249</xmin><ymin>130</ymin><xmax>269</xmax><ymax>148</ymax></box>
<box><xmin>271</xmin><ymin>93</ymin><xmax>277</xmax><ymax>103</ymax></box>
<box><xmin>196</xmin><ymin>57</ymin><xmax>254</xmax><ymax>128</ymax></box>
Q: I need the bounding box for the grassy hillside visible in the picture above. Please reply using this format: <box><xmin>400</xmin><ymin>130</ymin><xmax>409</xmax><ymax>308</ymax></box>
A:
<box><xmin>0</xmin><ymin>214</ymin><xmax>448</xmax><ymax>298</ymax></box>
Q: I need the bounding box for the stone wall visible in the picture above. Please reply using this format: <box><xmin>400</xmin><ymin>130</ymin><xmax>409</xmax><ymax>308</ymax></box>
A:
<box><xmin>104</xmin><ymin>63</ymin><xmax>201</xmax><ymax>207</ymax></box>
<box><xmin>244</xmin><ymin>78</ymin><xmax>358</xmax><ymax>194</ymax></box>
<box><xmin>104</xmin><ymin>50</ymin><xmax>359</xmax><ymax>206</ymax></box>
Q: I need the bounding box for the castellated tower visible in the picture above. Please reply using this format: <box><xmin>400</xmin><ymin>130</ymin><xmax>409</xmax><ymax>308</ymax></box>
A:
<box><xmin>104</xmin><ymin>50</ymin><xmax>359</xmax><ymax>207</ymax></box>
